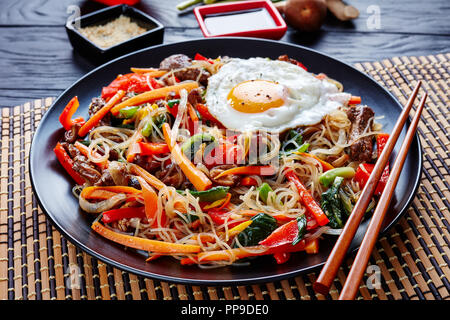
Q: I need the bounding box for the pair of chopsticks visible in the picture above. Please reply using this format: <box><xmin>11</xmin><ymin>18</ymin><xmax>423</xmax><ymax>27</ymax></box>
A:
<box><xmin>313</xmin><ymin>81</ymin><xmax>427</xmax><ymax>300</ymax></box>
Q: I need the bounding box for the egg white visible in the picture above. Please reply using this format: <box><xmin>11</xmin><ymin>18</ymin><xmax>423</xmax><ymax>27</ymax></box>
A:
<box><xmin>205</xmin><ymin>57</ymin><xmax>350</xmax><ymax>133</ymax></box>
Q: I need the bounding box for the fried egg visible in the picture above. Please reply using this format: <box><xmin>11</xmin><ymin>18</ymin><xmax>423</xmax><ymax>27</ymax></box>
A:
<box><xmin>205</xmin><ymin>57</ymin><xmax>351</xmax><ymax>133</ymax></box>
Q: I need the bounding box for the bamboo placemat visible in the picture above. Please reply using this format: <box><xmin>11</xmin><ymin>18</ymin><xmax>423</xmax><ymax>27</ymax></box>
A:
<box><xmin>0</xmin><ymin>53</ymin><xmax>449</xmax><ymax>300</ymax></box>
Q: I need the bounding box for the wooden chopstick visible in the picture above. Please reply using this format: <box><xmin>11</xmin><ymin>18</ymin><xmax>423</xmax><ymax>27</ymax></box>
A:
<box><xmin>338</xmin><ymin>92</ymin><xmax>427</xmax><ymax>300</ymax></box>
<box><xmin>313</xmin><ymin>80</ymin><xmax>423</xmax><ymax>295</ymax></box>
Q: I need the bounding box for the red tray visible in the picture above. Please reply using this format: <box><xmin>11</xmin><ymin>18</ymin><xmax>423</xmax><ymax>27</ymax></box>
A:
<box><xmin>194</xmin><ymin>0</ymin><xmax>287</xmax><ymax>40</ymax></box>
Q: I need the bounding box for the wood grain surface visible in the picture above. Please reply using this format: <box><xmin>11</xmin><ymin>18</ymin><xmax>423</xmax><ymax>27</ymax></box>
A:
<box><xmin>0</xmin><ymin>0</ymin><xmax>449</xmax><ymax>107</ymax></box>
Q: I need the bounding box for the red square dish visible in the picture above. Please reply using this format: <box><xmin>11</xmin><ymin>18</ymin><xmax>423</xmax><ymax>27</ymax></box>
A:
<box><xmin>194</xmin><ymin>0</ymin><xmax>287</xmax><ymax>40</ymax></box>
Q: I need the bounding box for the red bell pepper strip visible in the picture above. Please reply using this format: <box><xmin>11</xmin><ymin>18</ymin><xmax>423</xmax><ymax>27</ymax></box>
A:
<box><xmin>259</xmin><ymin>219</ymin><xmax>298</xmax><ymax>248</ymax></box>
<box><xmin>194</xmin><ymin>53</ymin><xmax>213</xmax><ymax>64</ymax></box>
<box><xmin>53</xmin><ymin>142</ymin><xmax>85</xmax><ymax>185</ymax></box>
<box><xmin>101</xmin><ymin>207</ymin><xmax>146</xmax><ymax>224</ymax></box>
<box><xmin>195</xmin><ymin>104</ymin><xmax>223</xmax><ymax>127</ymax></box>
<box><xmin>59</xmin><ymin>96</ymin><xmax>85</xmax><ymax>131</ymax></box>
<box><xmin>204</xmin><ymin>143</ymin><xmax>243</xmax><ymax>168</ymax></box>
<box><xmin>240</xmin><ymin>176</ymin><xmax>258</xmax><ymax>187</ymax></box>
<box><xmin>348</xmin><ymin>96</ymin><xmax>362</xmax><ymax>105</ymax></box>
<box><xmin>101</xmin><ymin>73</ymin><xmax>162</xmax><ymax>100</ymax></box>
<box><xmin>272</xmin><ymin>252</ymin><xmax>291</xmax><ymax>264</ymax></box>
<box><xmin>285</xmin><ymin>170</ymin><xmax>329</xmax><ymax>226</ymax></box>
<box><xmin>78</xmin><ymin>90</ymin><xmax>126</xmax><ymax>137</ymax></box>
<box><xmin>376</xmin><ymin>133</ymin><xmax>390</xmax><ymax>194</ymax></box>
<box><xmin>138</xmin><ymin>142</ymin><xmax>170</xmax><ymax>156</ymax></box>
<box><xmin>207</xmin><ymin>208</ymin><xmax>244</xmax><ymax>229</ymax></box>
<box><xmin>354</xmin><ymin>133</ymin><xmax>391</xmax><ymax>196</ymax></box>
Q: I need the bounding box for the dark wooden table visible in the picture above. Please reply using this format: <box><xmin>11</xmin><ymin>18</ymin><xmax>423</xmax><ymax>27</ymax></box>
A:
<box><xmin>0</xmin><ymin>0</ymin><xmax>448</xmax><ymax>107</ymax></box>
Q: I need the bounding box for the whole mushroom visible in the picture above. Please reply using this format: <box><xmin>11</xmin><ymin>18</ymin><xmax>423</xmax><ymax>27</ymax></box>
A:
<box><xmin>275</xmin><ymin>0</ymin><xmax>328</xmax><ymax>32</ymax></box>
<box><xmin>275</xmin><ymin>0</ymin><xmax>359</xmax><ymax>32</ymax></box>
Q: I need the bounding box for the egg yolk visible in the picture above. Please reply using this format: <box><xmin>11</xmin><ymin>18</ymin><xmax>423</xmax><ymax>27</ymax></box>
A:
<box><xmin>227</xmin><ymin>80</ymin><xmax>287</xmax><ymax>113</ymax></box>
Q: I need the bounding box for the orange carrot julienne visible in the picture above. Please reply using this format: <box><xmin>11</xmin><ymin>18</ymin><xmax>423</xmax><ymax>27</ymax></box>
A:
<box><xmin>136</xmin><ymin>177</ymin><xmax>159</xmax><ymax>227</ymax></box>
<box><xmin>110</xmin><ymin>82</ymin><xmax>199</xmax><ymax>115</ymax></box>
<box><xmin>294</xmin><ymin>152</ymin><xmax>334</xmax><ymax>172</ymax></box>
<box><xmin>187</xmin><ymin>103</ymin><xmax>199</xmax><ymax>122</ymax></box>
<box><xmin>78</xmin><ymin>90</ymin><xmax>125</xmax><ymax>137</ymax></box>
<box><xmin>91</xmin><ymin>222</ymin><xmax>201</xmax><ymax>254</ymax></box>
<box><xmin>130</xmin><ymin>68</ymin><xmax>168</xmax><ymax>78</ymax></box>
<box><xmin>80</xmin><ymin>186</ymin><xmax>141</xmax><ymax>201</ymax></box>
<box><xmin>162</xmin><ymin>123</ymin><xmax>212</xmax><ymax>191</ymax></box>
<box><xmin>129</xmin><ymin>163</ymin><xmax>167</xmax><ymax>191</ymax></box>
<box><xmin>214</xmin><ymin>165</ymin><xmax>276</xmax><ymax>179</ymax></box>
<box><xmin>74</xmin><ymin>141</ymin><xmax>108</xmax><ymax>170</ymax></box>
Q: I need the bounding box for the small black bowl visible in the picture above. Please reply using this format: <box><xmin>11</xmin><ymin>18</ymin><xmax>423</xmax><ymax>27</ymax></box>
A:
<box><xmin>65</xmin><ymin>4</ymin><xmax>164</xmax><ymax>64</ymax></box>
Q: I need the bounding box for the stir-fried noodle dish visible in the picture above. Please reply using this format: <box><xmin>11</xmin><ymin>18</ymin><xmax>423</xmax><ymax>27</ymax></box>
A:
<box><xmin>53</xmin><ymin>53</ymin><xmax>390</xmax><ymax>267</ymax></box>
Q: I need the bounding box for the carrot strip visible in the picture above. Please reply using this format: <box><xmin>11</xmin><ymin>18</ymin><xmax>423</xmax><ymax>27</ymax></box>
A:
<box><xmin>136</xmin><ymin>177</ymin><xmax>159</xmax><ymax>227</ymax></box>
<box><xmin>304</xmin><ymin>238</ymin><xmax>319</xmax><ymax>254</ymax></box>
<box><xmin>78</xmin><ymin>90</ymin><xmax>126</xmax><ymax>137</ymax></box>
<box><xmin>80</xmin><ymin>186</ymin><xmax>141</xmax><ymax>199</ymax></box>
<box><xmin>74</xmin><ymin>141</ymin><xmax>108</xmax><ymax>170</ymax></box>
<box><xmin>214</xmin><ymin>165</ymin><xmax>276</xmax><ymax>179</ymax></box>
<box><xmin>91</xmin><ymin>222</ymin><xmax>201</xmax><ymax>254</ymax></box>
<box><xmin>284</xmin><ymin>170</ymin><xmax>329</xmax><ymax>226</ymax></box>
<box><xmin>226</xmin><ymin>220</ymin><xmax>252</xmax><ymax>238</ymax></box>
<box><xmin>129</xmin><ymin>163</ymin><xmax>167</xmax><ymax>190</ymax></box>
<box><xmin>293</xmin><ymin>152</ymin><xmax>334</xmax><ymax>172</ymax></box>
<box><xmin>190</xmin><ymin>234</ymin><xmax>216</xmax><ymax>243</ymax></box>
<box><xmin>187</xmin><ymin>103</ymin><xmax>199</xmax><ymax>122</ymax></box>
<box><xmin>110</xmin><ymin>82</ymin><xmax>199</xmax><ymax>115</ymax></box>
<box><xmin>145</xmin><ymin>254</ymin><xmax>163</xmax><ymax>262</ymax></box>
<box><xmin>130</xmin><ymin>68</ymin><xmax>168</xmax><ymax>77</ymax></box>
<box><xmin>162</xmin><ymin>123</ymin><xmax>212</xmax><ymax>191</ymax></box>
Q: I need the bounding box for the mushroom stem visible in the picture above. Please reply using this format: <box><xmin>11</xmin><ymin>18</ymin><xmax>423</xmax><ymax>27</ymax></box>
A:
<box><xmin>326</xmin><ymin>0</ymin><xmax>359</xmax><ymax>21</ymax></box>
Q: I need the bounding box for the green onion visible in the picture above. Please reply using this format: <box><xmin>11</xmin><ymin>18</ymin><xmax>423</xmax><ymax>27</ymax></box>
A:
<box><xmin>119</xmin><ymin>106</ymin><xmax>139</xmax><ymax>119</ymax></box>
<box><xmin>180</xmin><ymin>186</ymin><xmax>229</xmax><ymax>202</ymax></box>
<box><xmin>141</xmin><ymin>121</ymin><xmax>153</xmax><ymax>137</ymax></box>
<box><xmin>319</xmin><ymin>167</ymin><xmax>356</xmax><ymax>187</ymax></box>
<box><xmin>257</xmin><ymin>182</ymin><xmax>273</xmax><ymax>204</ymax></box>
<box><xmin>167</xmin><ymin>99</ymin><xmax>180</xmax><ymax>109</ymax></box>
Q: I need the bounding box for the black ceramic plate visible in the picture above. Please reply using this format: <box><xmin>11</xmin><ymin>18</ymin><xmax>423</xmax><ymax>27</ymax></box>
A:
<box><xmin>29</xmin><ymin>38</ymin><xmax>422</xmax><ymax>285</ymax></box>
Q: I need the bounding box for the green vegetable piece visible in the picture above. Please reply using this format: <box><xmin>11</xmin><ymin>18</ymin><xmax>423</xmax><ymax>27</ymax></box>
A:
<box><xmin>236</xmin><ymin>213</ymin><xmax>278</xmax><ymax>247</ymax></box>
<box><xmin>180</xmin><ymin>133</ymin><xmax>216</xmax><ymax>159</ymax></box>
<box><xmin>338</xmin><ymin>188</ymin><xmax>353</xmax><ymax>216</ymax></box>
<box><xmin>257</xmin><ymin>182</ymin><xmax>273</xmax><ymax>204</ymax></box>
<box><xmin>320</xmin><ymin>176</ymin><xmax>345</xmax><ymax>229</ymax></box>
<box><xmin>119</xmin><ymin>106</ymin><xmax>139</xmax><ymax>119</ymax></box>
<box><xmin>296</xmin><ymin>143</ymin><xmax>310</xmax><ymax>153</ymax></box>
<box><xmin>167</xmin><ymin>99</ymin><xmax>180</xmax><ymax>109</ymax></box>
<box><xmin>184</xmin><ymin>186</ymin><xmax>229</xmax><ymax>202</ymax></box>
<box><xmin>282</xmin><ymin>129</ymin><xmax>303</xmax><ymax>153</ymax></box>
<box><xmin>319</xmin><ymin>167</ymin><xmax>356</xmax><ymax>187</ymax></box>
<box><xmin>292</xmin><ymin>215</ymin><xmax>307</xmax><ymax>245</ymax></box>
<box><xmin>141</xmin><ymin>121</ymin><xmax>153</xmax><ymax>137</ymax></box>
<box><xmin>153</xmin><ymin>113</ymin><xmax>168</xmax><ymax>129</ymax></box>
<box><xmin>79</xmin><ymin>140</ymin><xmax>91</xmax><ymax>146</ymax></box>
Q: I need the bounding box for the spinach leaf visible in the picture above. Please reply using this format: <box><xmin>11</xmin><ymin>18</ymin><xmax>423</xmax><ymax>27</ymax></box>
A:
<box><xmin>235</xmin><ymin>213</ymin><xmax>278</xmax><ymax>247</ymax></box>
<box><xmin>320</xmin><ymin>176</ymin><xmax>345</xmax><ymax>229</ymax></box>
<box><xmin>292</xmin><ymin>215</ymin><xmax>307</xmax><ymax>245</ymax></box>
